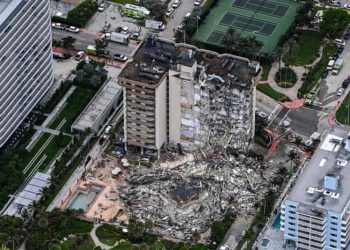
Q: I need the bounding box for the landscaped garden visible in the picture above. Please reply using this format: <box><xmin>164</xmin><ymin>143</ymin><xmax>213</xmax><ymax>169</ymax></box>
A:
<box><xmin>275</xmin><ymin>67</ymin><xmax>298</xmax><ymax>88</ymax></box>
<box><xmin>336</xmin><ymin>92</ymin><xmax>350</xmax><ymax>125</ymax></box>
<box><xmin>283</xmin><ymin>31</ymin><xmax>322</xmax><ymax>66</ymax></box>
<box><xmin>257</xmin><ymin>84</ymin><xmax>289</xmax><ymax>102</ymax></box>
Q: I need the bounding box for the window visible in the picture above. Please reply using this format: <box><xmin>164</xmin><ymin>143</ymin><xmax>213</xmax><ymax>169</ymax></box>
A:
<box><xmin>288</xmin><ymin>233</ymin><xmax>295</xmax><ymax>237</ymax></box>
<box><xmin>331</xmin><ymin>233</ymin><xmax>337</xmax><ymax>237</ymax></box>
<box><xmin>290</xmin><ymin>211</ymin><xmax>296</xmax><ymax>214</ymax></box>
<box><xmin>289</xmin><ymin>216</ymin><xmax>295</xmax><ymax>220</ymax></box>
<box><xmin>331</xmin><ymin>227</ymin><xmax>337</xmax><ymax>231</ymax></box>
<box><xmin>330</xmin><ymin>239</ymin><xmax>337</xmax><ymax>243</ymax></box>
<box><xmin>289</xmin><ymin>204</ymin><xmax>296</xmax><ymax>208</ymax></box>
<box><xmin>289</xmin><ymin>222</ymin><xmax>295</xmax><ymax>225</ymax></box>
<box><xmin>331</xmin><ymin>222</ymin><xmax>338</xmax><ymax>225</ymax></box>
<box><xmin>330</xmin><ymin>245</ymin><xmax>337</xmax><ymax>248</ymax></box>
<box><xmin>331</xmin><ymin>216</ymin><xmax>338</xmax><ymax>220</ymax></box>
<box><xmin>290</xmin><ymin>228</ymin><xmax>295</xmax><ymax>231</ymax></box>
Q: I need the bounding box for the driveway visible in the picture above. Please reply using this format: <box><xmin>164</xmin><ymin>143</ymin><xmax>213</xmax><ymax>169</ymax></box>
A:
<box><xmin>160</xmin><ymin>0</ymin><xmax>198</xmax><ymax>39</ymax></box>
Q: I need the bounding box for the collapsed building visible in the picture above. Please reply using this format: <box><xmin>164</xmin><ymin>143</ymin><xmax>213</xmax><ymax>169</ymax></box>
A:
<box><xmin>118</xmin><ymin>33</ymin><xmax>258</xmax><ymax>153</ymax></box>
<box><xmin>119</xmin><ymin>153</ymin><xmax>276</xmax><ymax>239</ymax></box>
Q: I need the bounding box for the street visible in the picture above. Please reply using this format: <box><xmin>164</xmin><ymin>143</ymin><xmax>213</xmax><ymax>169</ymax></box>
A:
<box><xmin>52</xmin><ymin>29</ymin><xmax>136</xmax><ymax>56</ymax></box>
<box><xmin>161</xmin><ymin>0</ymin><xmax>197</xmax><ymax>39</ymax></box>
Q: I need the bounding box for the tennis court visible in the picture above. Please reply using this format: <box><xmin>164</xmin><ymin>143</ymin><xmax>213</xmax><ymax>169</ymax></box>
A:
<box><xmin>232</xmin><ymin>0</ymin><xmax>289</xmax><ymax>18</ymax></box>
<box><xmin>193</xmin><ymin>0</ymin><xmax>302</xmax><ymax>54</ymax></box>
<box><xmin>219</xmin><ymin>12</ymin><xmax>277</xmax><ymax>36</ymax></box>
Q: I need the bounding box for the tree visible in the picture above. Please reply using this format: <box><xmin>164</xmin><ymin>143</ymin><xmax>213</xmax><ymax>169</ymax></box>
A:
<box><xmin>145</xmin><ymin>220</ymin><xmax>154</xmax><ymax>232</ymax></box>
<box><xmin>320</xmin><ymin>8</ymin><xmax>350</xmax><ymax>39</ymax></box>
<box><xmin>0</xmin><ymin>245</ymin><xmax>10</xmax><ymax>250</ymax></box>
<box><xmin>143</xmin><ymin>0</ymin><xmax>167</xmax><ymax>20</ymax></box>
<box><xmin>61</xmin><ymin>36</ymin><xmax>76</xmax><ymax>54</ymax></box>
<box><xmin>221</xmin><ymin>27</ymin><xmax>238</xmax><ymax>53</ymax></box>
<box><xmin>128</xmin><ymin>220</ymin><xmax>145</xmax><ymax>242</ymax></box>
<box><xmin>0</xmin><ymin>216</ymin><xmax>26</xmax><ymax>250</ymax></box>
<box><xmin>95</xmin><ymin>38</ymin><xmax>108</xmax><ymax>55</ymax></box>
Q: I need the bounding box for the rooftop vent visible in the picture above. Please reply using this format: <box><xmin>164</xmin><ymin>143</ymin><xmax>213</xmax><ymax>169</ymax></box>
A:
<box><xmin>336</xmin><ymin>159</ymin><xmax>347</xmax><ymax>167</ymax></box>
<box><xmin>307</xmin><ymin>187</ymin><xmax>315</xmax><ymax>194</ymax></box>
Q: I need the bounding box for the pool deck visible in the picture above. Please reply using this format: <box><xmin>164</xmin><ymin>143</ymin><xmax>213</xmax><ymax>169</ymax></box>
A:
<box><xmin>60</xmin><ymin>155</ymin><xmax>128</xmax><ymax>223</ymax></box>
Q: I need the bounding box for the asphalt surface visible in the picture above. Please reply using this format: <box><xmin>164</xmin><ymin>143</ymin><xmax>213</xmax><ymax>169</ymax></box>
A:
<box><xmin>52</xmin><ymin>29</ymin><xmax>136</xmax><ymax>56</ymax></box>
<box><xmin>161</xmin><ymin>0</ymin><xmax>198</xmax><ymax>39</ymax></box>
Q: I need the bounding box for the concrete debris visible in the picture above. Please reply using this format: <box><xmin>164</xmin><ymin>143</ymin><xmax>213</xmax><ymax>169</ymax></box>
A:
<box><xmin>119</xmin><ymin>151</ymin><xmax>276</xmax><ymax>239</ymax></box>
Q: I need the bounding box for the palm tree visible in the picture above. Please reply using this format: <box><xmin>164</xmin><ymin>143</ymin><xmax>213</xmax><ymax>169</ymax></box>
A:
<box><xmin>61</xmin><ymin>36</ymin><xmax>76</xmax><ymax>55</ymax></box>
<box><xmin>221</xmin><ymin>27</ymin><xmax>238</xmax><ymax>53</ymax></box>
<box><xmin>192</xmin><ymin>231</ymin><xmax>200</xmax><ymax>243</ymax></box>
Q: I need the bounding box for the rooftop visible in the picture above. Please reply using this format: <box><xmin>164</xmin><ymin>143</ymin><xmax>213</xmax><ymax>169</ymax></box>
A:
<box><xmin>71</xmin><ymin>78</ymin><xmax>122</xmax><ymax>132</ymax></box>
<box><xmin>289</xmin><ymin>125</ymin><xmax>350</xmax><ymax>214</ymax></box>
<box><xmin>118</xmin><ymin>33</ymin><xmax>255</xmax><ymax>87</ymax></box>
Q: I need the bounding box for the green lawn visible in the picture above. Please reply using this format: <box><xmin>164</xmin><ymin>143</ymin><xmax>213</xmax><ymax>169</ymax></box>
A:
<box><xmin>50</xmin><ymin>234</ymin><xmax>95</xmax><ymax>250</ymax></box>
<box><xmin>283</xmin><ymin>31</ymin><xmax>322</xmax><ymax>66</ymax></box>
<box><xmin>57</xmin><ymin>219</ymin><xmax>93</xmax><ymax>238</ymax></box>
<box><xmin>336</xmin><ymin>92</ymin><xmax>350</xmax><ymax>125</ymax></box>
<box><xmin>257</xmin><ymin>84</ymin><xmax>289</xmax><ymax>102</ymax></box>
<box><xmin>49</xmin><ymin>87</ymin><xmax>95</xmax><ymax>133</ymax></box>
<box><xmin>261</xmin><ymin>64</ymin><xmax>271</xmax><ymax>81</ymax></box>
<box><xmin>275</xmin><ymin>67</ymin><xmax>297</xmax><ymax>88</ymax></box>
<box><xmin>96</xmin><ymin>224</ymin><xmax>125</xmax><ymax>246</ymax></box>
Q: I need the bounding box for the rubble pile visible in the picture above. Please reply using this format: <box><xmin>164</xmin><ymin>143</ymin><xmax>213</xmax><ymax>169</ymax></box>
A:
<box><xmin>119</xmin><ymin>153</ymin><xmax>276</xmax><ymax>239</ymax></box>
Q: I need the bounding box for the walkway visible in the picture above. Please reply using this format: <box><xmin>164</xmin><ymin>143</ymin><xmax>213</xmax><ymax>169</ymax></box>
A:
<box><xmin>90</xmin><ymin>224</ymin><xmax>115</xmax><ymax>250</ymax></box>
<box><xmin>33</xmin><ymin>126</ymin><xmax>60</xmax><ymax>136</ymax></box>
<box><xmin>266</xmin><ymin>46</ymin><xmax>324</xmax><ymax>101</ymax></box>
<box><xmin>27</xmin><ymin>86</ymin><xmax>76</xmax><ymax>151</ymax></box>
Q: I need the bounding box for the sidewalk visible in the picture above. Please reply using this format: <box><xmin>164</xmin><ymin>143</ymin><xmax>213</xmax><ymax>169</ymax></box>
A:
<box><xmin>27</xmin><ymin>86</ymin><xmax>76</xmax><ymax>151</ymax></box>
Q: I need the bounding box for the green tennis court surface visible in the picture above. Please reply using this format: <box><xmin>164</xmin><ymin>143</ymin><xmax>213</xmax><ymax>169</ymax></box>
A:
<box><xmin>193</xmin><ymin>0</ymin><xmax>302</xmax><ymax>54</ymax></box>
<box><xmin>219</xmin><ymin>12</ymin><xmax>277</xmax><ymax>36</ymax></box>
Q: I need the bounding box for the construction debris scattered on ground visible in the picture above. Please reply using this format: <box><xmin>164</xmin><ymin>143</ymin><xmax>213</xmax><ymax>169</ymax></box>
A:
<box><xmin>117</xmin><ymin>148</ymin><xmax>278</xmax><ymax>240</ymax></box>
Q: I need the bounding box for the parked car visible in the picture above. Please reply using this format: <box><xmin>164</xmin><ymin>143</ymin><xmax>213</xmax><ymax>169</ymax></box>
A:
<box><xmin>321</xmin><ymin>71</ymin><xmax>328</xmax><ymax>79</ymax></box>
<box><xmin>172</xmin><ymin>0</ymin><xmax>181</xmax><ymax>8</ymax></box>
<box><xmin>52</xmin><ymin>22</ymin><xmax>65</xmax><ymax>30</ymax></box>
<box><xmin>166</xmin><ymin>7</ymin><xmax>174</xmax><ymax>17</ymax></box>
<box><xmin>75</xmin><ymin>51</ymin><xmax>84</xmax><ymax>61</ymax></box>
<box><xmin>121</xmin><ymin>26</ymin><xmax>129</xmax><ymax>34</ymax></box>
<box><xmin>65</xmin><ymin>26</ymin><xmax>80</xmax><ymax>33</ymax></box>
<box><xmin>112</xmin><ymin>147</ymin><xmax>126</xmax><ymax>157</ymax></box>
<box><xmin>145</xmin><ymin>150</ymin><xmax>157</xmax><ymax>157</ymax></box>
<box><xmin>194</xmin><ymin>0</ymin><xmax>202</xmax><ymax>6</ymax></box>
<box><xmin>342</xmin><ymin>78</ymin><xmax>350</xmax><ymax>88</ymax></box>
<box><xmin>333</xmin><ymin>38</ymin><xmax>345</xmax><ymax>47</ymax></box>
<box><xmin>113</xmin><ymin>53</ymin><xmax>128</xmax><ymax>62</ymax></box>
<box><xmin>98</xmin><ymin>2</ymin><xmax>106</xmax><ymax>11</ymax></box>
<box><xmin>115</xmin><ymin>26</ymin><xmax>123</xmax><ymax>33</ymax></box>
<box><xmin>337</xmin><ymin>88</ymin><xmax>345</xmax><ymax>96</ymax></box>
<box><xmin>185</xmin><ymin>12</ymin><xmax>191</xmax><ymax>18</ymax></box>
<box><xmin>345</xmin><ymin>32</ymin><xmax>350</xmax><ymax>40</ymax></box>
<box><xmin>256</xmin><ymin>111</ymin><xmax>268</xmax><ymax>120</ymax></box>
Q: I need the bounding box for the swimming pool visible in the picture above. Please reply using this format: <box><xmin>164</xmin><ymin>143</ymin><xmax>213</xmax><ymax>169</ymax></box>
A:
<box><xmin>271</xmin><ymin>213</ymin><xmax>281</xmax><ymax>229</ymax></box>
<box><xmin>68</xmin><ymin>185</ymin><xmax>101</xmax><ymax>211</ymax></box>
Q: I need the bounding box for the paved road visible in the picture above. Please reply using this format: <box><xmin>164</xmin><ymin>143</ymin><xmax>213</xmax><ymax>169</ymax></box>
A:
<box><xmin>161</xmin><ymin>0</ymin><xmax>197</xmax><ymax>39</ymax></box>
<box><xmin>52</xmin><ymin>29</ymin><xmax>136</xmax><ymax>56</ymax></box>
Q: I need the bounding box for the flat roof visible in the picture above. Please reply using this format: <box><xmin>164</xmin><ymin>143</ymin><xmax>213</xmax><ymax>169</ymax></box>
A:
<box><xmin>72</xmin><ymin>78</ymin><xmax>122</xmax><ymax>131</ymax></box>
<box><xmin>288</xmin><ymin>125</ymin><xmax>350</xmax><ymax>214</ymax></box>
<box><xmin>119</xmin><ymin>34</ymin><xmax>254</xmax><ymax>87</ymax></box>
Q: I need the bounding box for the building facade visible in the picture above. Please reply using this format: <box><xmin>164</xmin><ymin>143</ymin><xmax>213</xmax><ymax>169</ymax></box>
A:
<box><xmin>118</xmin><ymin>34</ymin><xmax>256</xmax><ymax>152</ymax></box>
<box><xmin>0</xmin><ymin>0</ymin><xmax>54</xmax><ymax>147</ymax></box>
<box><xmin>281</xmin><ymin>126</ymin><xmax>350</xmax><ymax>250</ymax></box>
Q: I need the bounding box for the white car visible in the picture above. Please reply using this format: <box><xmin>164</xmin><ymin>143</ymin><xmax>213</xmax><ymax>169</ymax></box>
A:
<box><xmin>185</xmin><ymin>12</ymin><xmax>191</xmax><ymax>18</ymax></box>
<box><xmin>166</xmin><ymin>7</ymin><xmax>174</xmax><ymax>17</ymax></box>
<box><xmin>121</xmin><ymin>26</ymin><xmax>129</xmax><ymax>34</ymax></box>
<box><xmin>256</xmin><ymin>111</ymin><xmax>268</xmax><ymax>120</ymax></box>
<box><xmin>337</xmin><ymin>88</ymin><xmax>345</xmax><ymax>96</ymax></box>
<box><xmin>344</xmin><ymin>3</ymin><xmax>350</xmax><ymax>8</ymax></box>
<box><xmin>65</xmin><ymin>26</ymin><xmax>80</xmax><ymax>33</ymax></box>
<box><xmin>219</xmin><ymin>245</ymin><xmax>229</xmax><ymax>250</ymax></box>
<box><xmin>194</xmin><ymin>0</ymin><xmax>201</xmax><ymax>6</ymax></box>
<box><xmin>172</xmin><ymin>0</ymin><xmax>181</xmax><ymax>8</ymax></box>
<box><xmin>281</xmin><ymin>118</ymin><xmax>291</xmax><ymax>128</ymax></box>
<box><xmin>52</xmin><ymin>22</ymin><xmax>65</xmax><ymax>30</ymax></box>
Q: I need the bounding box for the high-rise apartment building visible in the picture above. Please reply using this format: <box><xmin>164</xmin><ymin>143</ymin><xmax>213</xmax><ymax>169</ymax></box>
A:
<box><xmin>281</xmin><ymin>125</ymin><xmax>350</xmax><ymax>250</ymax></box>
<box><xmin>0</xmin><ymin>0</ymin><xmax>54</xmax><ymax>147</ymax></box>
<box><xmin>118</xmin><ymin>34</ymin><xmax>257</xmax><ymax>152</ymax></box>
